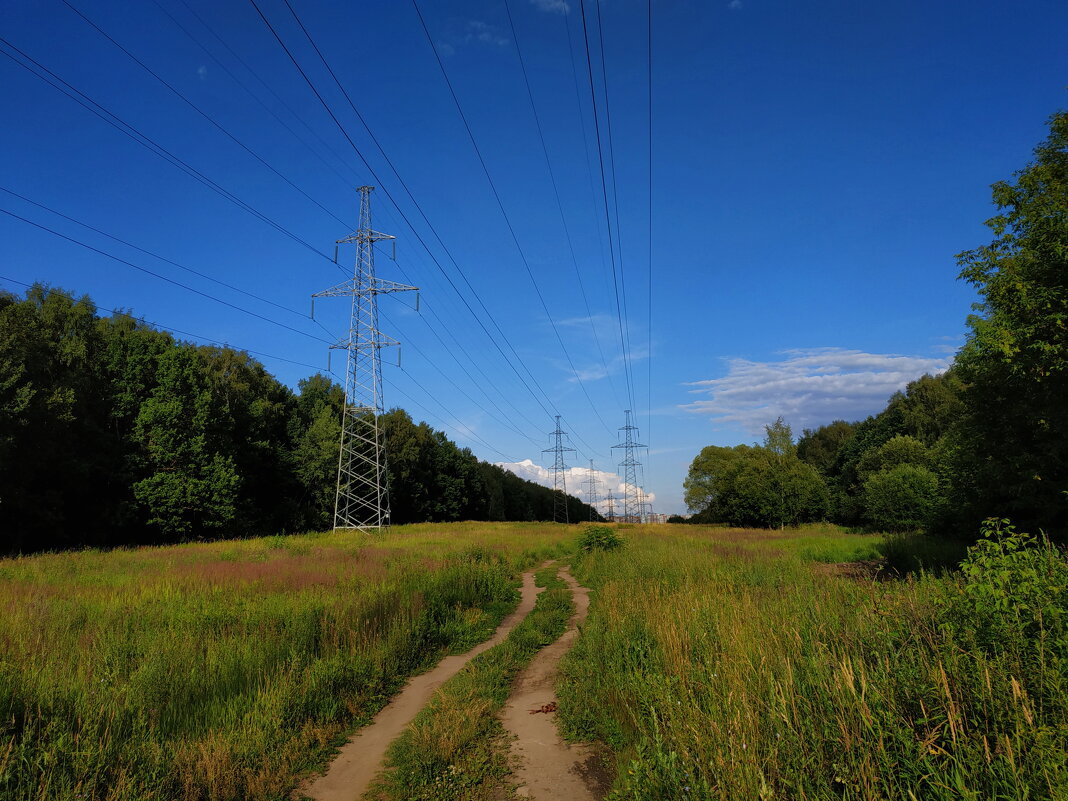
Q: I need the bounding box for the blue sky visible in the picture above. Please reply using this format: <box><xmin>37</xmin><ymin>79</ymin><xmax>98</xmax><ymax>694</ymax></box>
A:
<box><xmin>2</xmin><ymin>0</ymin><xmax>1065</xmax><ymax>514</ymax></box>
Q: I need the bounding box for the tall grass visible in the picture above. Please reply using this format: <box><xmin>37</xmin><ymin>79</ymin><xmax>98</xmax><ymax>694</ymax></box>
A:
<box><xmin>558</xmin><ymin>523</ymin><xmax>1068</xmax><ymax>800</ymax></box>
<box><xmin>0</xmin><ymin>524</ymin><xmax>574</xmax><ymax>800</ymax></box>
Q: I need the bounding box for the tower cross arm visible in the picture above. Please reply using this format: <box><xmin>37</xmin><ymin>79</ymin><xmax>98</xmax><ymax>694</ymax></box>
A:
<box><xmin>328</xmin><ymin>332</ymin><xmax>401</xmax><ymax>350</ymax></box>
<box><xmin>336</xmin><ymin>229</ymin><xmax>396</xmax><ymax>245</ymax></box>
<box><xmin>313</xmin><ymin>278</ymin><xmax>418</xmax><ymax>299</ymax></box>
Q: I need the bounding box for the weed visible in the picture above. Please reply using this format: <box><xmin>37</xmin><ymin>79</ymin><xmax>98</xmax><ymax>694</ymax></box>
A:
<box><xmin>579</xmin><ymin>525</ymin><xmax>624</xmax><ymax>552</ymax></box>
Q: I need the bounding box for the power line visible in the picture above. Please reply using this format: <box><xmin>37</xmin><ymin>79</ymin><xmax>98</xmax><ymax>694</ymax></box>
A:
<box><xmin>592</xmin><ymin>0</ymin><xmax>638</xmax><ymax>412</ymax></box>
<box><xmin>0</xmin><ymin>274</ymin><xmax>326</xmax><ymax>373</ymax></box>
<box><xmin>405</xmin><ymin>0</ymin><xmax>610</xmax><ymax>446</ymax></box>
<box><xmin>0</xmin><ymin>272</ymin><xmax>520</xmax><ymax>465</ymax></box>
<box><xmin>393</xmin><ymin>365</ymin><xmax>521</xmax><ymax>463</ymax></box>
<box><xmin>253</xmin><ymin>0</ymin><xmax>612</xmax><ymax>461</ymax></box>
<box><xmin>153</xmin><ymin>0</ymin><xmax>362</xmax><ymax>194</ymax></box>
<box><xmin>576</xmin><ymin>0</ymin><xmax>636</xmax><ymax>414</ymax></box>
<box><xmin>501</xmin><ymin>0</ymin><xmax>622</xmax><ymax>410</ymax></box>
<box><xmin>61</xmin><ymin>0</ymin><xmax>352</xmax><ymax>231</ymax></box>
<box><xmin>248</xmin><ymin>0</ymin><xmax>562</xmax><ymax>432</ymax></box>
<box><xmin>148</xmin><ymin>1</ymin><xmax>558</xmax><ymax>439</ymax></box>
<box><xmin>0</xmin><ymin>186</ymin><xmax>308</xmax><ymax>321</ymax></box>
<box><xmin>279</xmin><ymin>0</ymin><xmax>604</xmax><ymax>448</ymax></box>
<box><xmin>378</xmin><ymin>306</ymin><xmax>541</xmax><ymax>446</ymax></box>
<box><xmin>145</xmin><ymin>1</ymin><xmax>555</xmax><ymax>445</ymax></box>
<box><xmin>0</xmin><ymin>207</ymin><xmax>330</xmax><ymax>344</ymax></box>
<box><xmin>0</xmin><ymin>38</ymin><xmax>333</xmax><ymax>263</ymax></box>
<box><xmin>646</xmin><ymin>0</ymin><xmax>655</xmax><ymax>480</ymax></box>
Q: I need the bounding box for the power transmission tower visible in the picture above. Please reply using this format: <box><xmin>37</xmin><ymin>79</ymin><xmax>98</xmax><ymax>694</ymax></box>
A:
<box><xmin>542</xmin><ymin>415</ymin><xmax>576</xmax><ymax>523</ymax></box>
<box><xmin>605</xmin><ymin>489</ymin><xmax>616</xmax><ymax>522</ymax></box>
<box><xmin>312</xmin><ymin>186</ymin><xmax>417</xmax><ymax>530</ymax></box>
<box><xmin>638</xmin><ymin>486</ymin><xmax>654</xmax><ymax>523</ymax></box>
<box><xmin>583</xmin><ymin>459</ymin><xmax>601</xmax><ymax>521</ymax></box>
<box><xmin>611</xmin><ymin>409</ymin><xmax>646</xmax><ymax>523</ymax></box>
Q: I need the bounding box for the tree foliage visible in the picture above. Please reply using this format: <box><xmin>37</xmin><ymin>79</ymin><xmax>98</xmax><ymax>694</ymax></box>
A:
<box><xmin>862</xmin><ymin>464</ymin><xmax>941</xmax><ymax>533</ymax></box>
<box><xmin>952</xmin><ymin>110</ymin><xmax>1068</xmax><ymax>534</ymax></box>
<box><xmin>684</xmin><ymin>418</ymin><xmax>829</xmax><ymax>528</ymax></box>
<box><xmin>0</xmin><ymin>285</ymin><xmax>597</xmax><ymax>553</ymax></box>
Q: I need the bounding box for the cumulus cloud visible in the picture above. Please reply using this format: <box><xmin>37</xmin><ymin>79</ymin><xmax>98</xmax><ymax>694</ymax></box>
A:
<box><xmin>682</xmin><ymin>347</ymin><xmax>950</xmax><ymax>434</ymax></box>
<box><xmin>531</xmin><ymin>0</ymin><xmax>570</xmax><ymax>13</ymax></box>
<box><xmin>495</xmin><ymin>459</ymin><xmax>655</xmax><ymax>513</ymax></box>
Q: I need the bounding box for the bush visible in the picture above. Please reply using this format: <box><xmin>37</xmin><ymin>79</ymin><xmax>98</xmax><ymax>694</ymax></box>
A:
<box><xmin>945</xmin><ymin>517</ymin><xmax>1068</xmax><ymax>658</ymax></box>
<box><xmin>862</xmin><ymin>464</ymin><xmax>940</xmax><ymax>531</ymax></box>
<box><xmin>578</xmin><ymin>525</ymin><xmax>623</xmax><ymax>552</ymax></box>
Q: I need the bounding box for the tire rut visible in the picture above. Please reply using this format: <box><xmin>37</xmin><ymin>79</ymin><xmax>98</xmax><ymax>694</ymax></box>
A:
<box><xmin>500</xmin><ymin>566</ymin><xmax>607</xmax><ymax>801</ymax></box>
<box><xmin>296</xmin><ymin>565</ymin><xmax>549</xmax><ymax>801</ymax></box>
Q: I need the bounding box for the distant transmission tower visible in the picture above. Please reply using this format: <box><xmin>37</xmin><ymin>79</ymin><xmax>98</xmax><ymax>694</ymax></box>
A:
<box><xmin>312</xmin><ymin>186</ymin><xmax>417</xmax><ymax>530</ymax></box>
<box><xmin>638</xmin><ymin>486</ymin><xmax>654</xmax><ymax>523</ymax></box>
<box><xmin>543</xmin><ymin>415</ymin><xmax>576</xmax><ymax>523</ymax></box>
<box><xmin>611</xmin><ymin>410</ymin><xmax>646</xmax><ymax>522</ymax></box>
<box><xmin>605</xmin><ymin>490</ymin><xmax>616</xmax><ymax>522</ymax></box>
<box><xmin>583</xmin><ymin>459</ymin><xmax>601</xmax><ymax>521</ymax></box>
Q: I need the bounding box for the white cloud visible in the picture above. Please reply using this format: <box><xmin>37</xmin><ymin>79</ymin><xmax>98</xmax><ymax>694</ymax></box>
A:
<box><xmin>553</xmin><ymin>314</ymin><xmax>650</xmax><ymax>383</ymax></box>
<box><xmin>466</xmin><ymin>20</ymin><xmax>508</xmax><ymax>47</ymax></box>
<box><xmin>682</xmin><ymin>347</ymin><xmax>949</xmax><ymax>434</ymax></box>
<box><xmin>495</xmin><ymin>458</ymin><xmax>655</xmax><ymax>513</ymax></box>
<box><xmin>531</xmin><ymin>0</ymin><xmax>570</xmax><ymax>13</ymax></box>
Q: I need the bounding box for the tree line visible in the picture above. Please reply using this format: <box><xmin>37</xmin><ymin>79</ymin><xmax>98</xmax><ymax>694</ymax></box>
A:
<box><xmin>684</xmin><ymin>111</ymin><xmax>1067</xmax><ymax>539</ymax></box>
<box><xmin>0</xmin><ymin>288</ymin><xmax>597</xmax><ymax>554</ymax></box>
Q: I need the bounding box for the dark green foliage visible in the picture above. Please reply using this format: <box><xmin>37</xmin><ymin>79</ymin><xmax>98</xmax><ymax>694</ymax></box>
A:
<box><xmin>951</xmin><ymin>111</ymin><xmax>1068</xmax><ymax>536</ymax></box>
<box><xmin>578</xmin><ymin>524</ymin><xmax>623</xmax><ymax>552</ymax></box>
<box><xmin>0</xmin><ymin>285</ymin><xmax>597</xmax><ymax>553</ymax></box>
<box><xmin>685</xmin><ymin>418</ymin><xmax>830</xmax><ymax>528</ymax></box>
<box><xmin>946</xmin><ymin>518</ymin><xmax>1068</xmax><ymax>658</ymax></box>
<box><xmin>855</xmin><ymin>434</ymin><xmax>930</xmax><ymax>480</ymax></box>
<box><xmin>133</xmin><ymin>347</ymin><xmax>241</xmax><ymax>538</ymax></box>
<box><xmin>878</xmin><ymin>532</ymin><xmax>967</xmax><ymax>574</ymax></box>
<box><xmin>862</xmin><ymin>464</ymin><xmax>941</xmax><ymax>532</ymax></box>
<box><xmin>797</xmin><ymin>419</ymin><xmax>857</xmax><ymax>476</ymax></box>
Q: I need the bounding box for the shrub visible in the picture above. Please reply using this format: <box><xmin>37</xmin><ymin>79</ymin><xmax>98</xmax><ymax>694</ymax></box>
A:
<box><xmin>578</xmin><ymin>525</ymin><xmax>623</xmax><ymax>552</ymax></box>
<box><xmin>862</xmin><ymin>463</ymin><xmax>940</xmax><ymax>531</ymax></box>
<box><xmin>945</xmin><ymin>517</ymin><xmax>1068</xmax><ymax>657</ymax></box>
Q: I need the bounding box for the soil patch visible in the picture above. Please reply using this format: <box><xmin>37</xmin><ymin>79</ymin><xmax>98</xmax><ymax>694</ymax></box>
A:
<box><xmin>500</xmin><ymin>567</ymin><xmax>610</xmax><ymax>800</ymax></box>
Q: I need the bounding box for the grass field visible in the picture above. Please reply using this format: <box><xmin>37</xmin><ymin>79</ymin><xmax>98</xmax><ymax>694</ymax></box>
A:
<box><xmin>560</xmin><ymin>524</ymin><xmax>1067</xmax><ymax>800</ymax></box>
<box><xmin>1</xmin><ymin>522</ymin><xmax>1064</xmax><ymax>800</ymax></box>
<box><xmin>0</xmin><ymin>523</ymin><xmax>573</xmax><ymax>800</ymax></box>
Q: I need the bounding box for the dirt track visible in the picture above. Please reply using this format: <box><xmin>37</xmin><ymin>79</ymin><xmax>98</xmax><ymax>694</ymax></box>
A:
<box><xmin>296</xmin><ymin>566</ymin><xmax>547</xmax><ymax>801</ymax></box>
<box><xmin>500</xmin><ymin>566</ymin><xmax>607</xmax><ymax>800</ymax></box>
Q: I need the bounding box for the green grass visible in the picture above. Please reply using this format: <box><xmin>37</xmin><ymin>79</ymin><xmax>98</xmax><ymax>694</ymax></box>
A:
<box><xmin>370</xmin><ymin>563</ymin><xmax>573</xmax><ymax>801</ymax></box>
<box><xmin>557</xmin><ymin>523</ymin><xmax>1068</xmax><ymax>800</ymax></box>
<box><xmin>5</xmin><ymin>521</ymin><xmax>1062</xmax><ymax>800</ymax></box>
<box><xmin>0</xmin><ymin>524</ymin><xmax>576</xmax><ymax>801</ymax></box>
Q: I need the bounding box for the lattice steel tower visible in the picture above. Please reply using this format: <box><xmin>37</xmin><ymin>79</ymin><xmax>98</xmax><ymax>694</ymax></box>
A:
<box><xmin>543</xmin><ymin>415</ymin><xmax>576</xmax><ymax>523</ymax></box>
<box><xmin>605</xmin><ymin>490</ymin><xmax>616</xmax><ymax>522</ymax></box>
<box><xmin>611</xmin><ymin>410</ymin><xmax>646</xmax><ymax>522</ymax></box>
<box><xmin>313</xmin><ymin>186</ymin><xmax>417</xmax><ymax>530</ymax></box>
<box><xmin>583</xmin><ymin>459</ymin><xmax>601</xmax><ymax>521</ymax></box>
